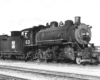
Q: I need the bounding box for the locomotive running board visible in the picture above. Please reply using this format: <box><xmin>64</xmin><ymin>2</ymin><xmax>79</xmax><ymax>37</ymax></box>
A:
<box><xmin>80</xmin><ymin>59</ymin><xmax>91</xmax><ymax>63</ymax></box>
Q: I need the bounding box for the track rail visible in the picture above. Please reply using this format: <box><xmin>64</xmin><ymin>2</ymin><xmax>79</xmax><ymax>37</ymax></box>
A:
<box><xmin>0</xmin><ymin>65</ymin><xmax>100</xmax><ymax>80</ymax></box>
<box><xmin>0</xmin><ymin>74</ymin><xmax>26</xmax><ymax>80</ymax></box>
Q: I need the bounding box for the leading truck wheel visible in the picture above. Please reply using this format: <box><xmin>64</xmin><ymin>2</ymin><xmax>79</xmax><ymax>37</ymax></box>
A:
<box><xmin>76</xmin><ymin>57</ymin><xmax>81</xmax><ymax>64</ymax></box>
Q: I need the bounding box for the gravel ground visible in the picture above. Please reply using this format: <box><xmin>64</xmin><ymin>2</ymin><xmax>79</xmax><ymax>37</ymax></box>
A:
<box><xmin>0</xmin><ymin>65</ymin><xmax>86</xmax><ymax>80</ymax></box>
<box><xmin>0</xmin><ymin>65</ymin><xmax>99</xmax><ymax>80</ymax></box>
<box><xmin>0</xmin><ymin>60</ymin><xmax>100</xmax><ymax>80</ymax></box>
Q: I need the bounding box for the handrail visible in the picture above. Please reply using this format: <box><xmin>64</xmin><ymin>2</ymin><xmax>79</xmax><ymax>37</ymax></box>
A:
<box><xmin>74</xmin><ymin>42</ymin><xmax>82</xmax><ymax>51</ymax></box>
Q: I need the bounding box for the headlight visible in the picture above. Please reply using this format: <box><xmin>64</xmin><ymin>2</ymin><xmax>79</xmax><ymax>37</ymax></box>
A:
<box><xmin>86</xmin><ymin>32</ymin><xmax>89</xmax><ymax>35</ymax></box>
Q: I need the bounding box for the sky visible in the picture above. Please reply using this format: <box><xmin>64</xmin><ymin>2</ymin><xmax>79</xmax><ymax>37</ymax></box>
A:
<box><xmin>0</xmin><ymin>0</ymin><xmax>100</xmax><ymax>45</ymax></box>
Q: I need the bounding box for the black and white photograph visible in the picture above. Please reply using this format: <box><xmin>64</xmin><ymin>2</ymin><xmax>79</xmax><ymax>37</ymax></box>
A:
<box><xmin>0</xmin><ymin>0</ymin><xmax>100</xmax><ymax>80</ymax></box>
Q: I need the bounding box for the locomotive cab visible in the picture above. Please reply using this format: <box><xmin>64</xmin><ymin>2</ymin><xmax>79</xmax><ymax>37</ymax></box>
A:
<box><xmin>21</xmin><ymin>29</ymin><xmax>31</xmax><ymax>46</ymax></box>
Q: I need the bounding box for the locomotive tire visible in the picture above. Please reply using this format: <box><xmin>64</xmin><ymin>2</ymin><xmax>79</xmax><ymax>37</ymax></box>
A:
<box><xmin>76</xmin><ymin>57</ymin><xmax>81</xmax><ymax>64</ymax></box>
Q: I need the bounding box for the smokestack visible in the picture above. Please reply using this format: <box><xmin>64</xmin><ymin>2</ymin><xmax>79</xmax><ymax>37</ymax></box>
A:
<box><xmin>75</xmin><ymin>16</ymin><xmax>81</xmax><ymax>25</ymax></box>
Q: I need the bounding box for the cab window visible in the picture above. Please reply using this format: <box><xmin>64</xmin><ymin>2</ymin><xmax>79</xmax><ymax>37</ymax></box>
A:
<box><xmin>21</xmin><ymin>31</ymin><xmax>29</xmax><ymax>39</ymax></box>
<box><xmin>25</xmin><ymin>32</ymin><xmax>28</xmax><ymax>38</ymax></box>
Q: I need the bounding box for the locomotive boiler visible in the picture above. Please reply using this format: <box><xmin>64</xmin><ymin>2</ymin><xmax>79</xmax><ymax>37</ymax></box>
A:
<box><xmin>36</xmin><ymin>17</ymin><xmax>98</xmax><ymax>64</ymax></box>
<box><xmin>36</xmin><ymin>17</ymin><xmax>91</xmax><ymax>45</ymax></box>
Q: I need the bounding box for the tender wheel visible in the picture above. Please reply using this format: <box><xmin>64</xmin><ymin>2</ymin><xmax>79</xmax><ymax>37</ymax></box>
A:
<box><xmin>76</xmin><ymin>57</ymin><xmax>81</xmax><ymax>64</ymax></box>
<box><xmin>91</xmin><ymin>58</ymin><xmax>99</xmax><ymax>65</ymax></box>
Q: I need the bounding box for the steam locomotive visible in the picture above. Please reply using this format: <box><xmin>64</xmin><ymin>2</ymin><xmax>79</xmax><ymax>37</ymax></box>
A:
<box><xmin>0</xmin><ymin>16</ymin><xmax>99</xmax><ymax>64</ymax></box>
